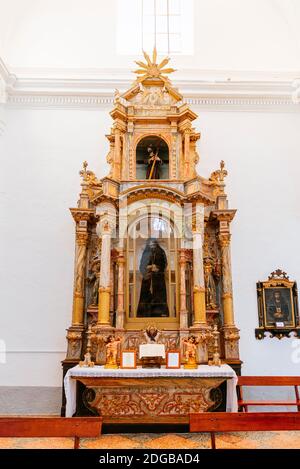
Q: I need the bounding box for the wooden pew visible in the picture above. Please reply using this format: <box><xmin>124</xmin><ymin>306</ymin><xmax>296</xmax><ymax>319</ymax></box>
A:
<box><xmin>190</xmin><ymin>412</ymin><xmax>300</xmax><ymax>449</ymax></box>
<box><xmin>0</xmin><ymin>417</ymin><xmax>102</xmax><ymax>449</ymax></box>
<box><xmin>238</xmin><ymin>376</ymin><xmax>300</xmax><ymax>412</ymax></box>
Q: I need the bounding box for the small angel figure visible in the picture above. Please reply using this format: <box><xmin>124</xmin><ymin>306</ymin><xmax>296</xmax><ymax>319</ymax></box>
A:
<box><xmin>181</xmin><ymin>336</ymin><xmax>199</xmax><ymax>369</ymax></box>
<box><xmin>104</xmin><ymin>335</ymin><xmax>122</xmax><ymax>369</ymax></box>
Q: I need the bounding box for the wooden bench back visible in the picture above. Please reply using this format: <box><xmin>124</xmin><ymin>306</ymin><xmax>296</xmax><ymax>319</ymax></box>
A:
<box><xmin>0</xmin><ymin>417</ymin><xmax>102</xmax><ymax>438</ymax></box>
<box><xmin>238</xmin><ymin>376</ymin><xmax>300</xmax><ymax>386</ymax></box>
<box><xmin>190</xmin><ymin>412</ymin><xmax>300</xmax><ymax>433</ymax></box>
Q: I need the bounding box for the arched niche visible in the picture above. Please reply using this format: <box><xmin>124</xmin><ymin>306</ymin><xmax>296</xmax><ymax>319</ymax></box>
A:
<box><xmin>125</xmin><ymin>213</ymin><xmax>179</xmax><ymax>323</ymax></box>
<box><xmin>136</xmin><ymin>136</ymin><xmax>169</xmax><ymax>180</ymax></box>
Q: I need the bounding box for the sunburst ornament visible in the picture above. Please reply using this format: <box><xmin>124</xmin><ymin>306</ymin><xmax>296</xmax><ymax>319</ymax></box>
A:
<box><xmin>133</xmin><ymin>47</ymin><xmax>176</xmax><ymax>84</ymax></box>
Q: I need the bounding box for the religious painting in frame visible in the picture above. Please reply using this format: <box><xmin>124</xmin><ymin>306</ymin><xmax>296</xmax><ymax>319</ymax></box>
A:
<box><xmin>166</xmin><ymin>350</ymin><xmax>181</xmax><ymax>369</ymax></box>
<box><xmin>120</xmin><ymin>350</ymin><xmax>137</xmax><ymax>369</ymax></box>
<box><xmin>255</xmin><ymin>269</ymin><xmax>300</xmax><ymax>339</ymax></box>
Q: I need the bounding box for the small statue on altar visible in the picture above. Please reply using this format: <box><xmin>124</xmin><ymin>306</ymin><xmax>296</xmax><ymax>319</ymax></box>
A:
<box><xmin>104</xmin><ymin>335</ymin><xmax>122</xmax><ymax>369</ymax></box>
<box><xmin>145</xmin><ymin>144</ymin><xmax>162</xmax><ymax>179</ymax></box>
<box><xmin>182</xmin><ymin>336</ymin><xmax>199</xmax><ymax>369</ymax></box>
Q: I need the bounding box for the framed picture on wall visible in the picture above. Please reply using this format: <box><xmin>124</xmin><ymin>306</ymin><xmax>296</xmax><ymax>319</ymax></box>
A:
<box><xmin>255</xmin><ymin>269</ymin><xmax>300</xmax><ymax>339</ymax></box>
<box><xmin>166</xmin><ymin>350</ymin><xmax>181</xmax><ymax>369</ymax></box>
<box><xmin>120</xmin><ymin>350</ymin><xmax>137</xmax><ymax>369</ymax></box>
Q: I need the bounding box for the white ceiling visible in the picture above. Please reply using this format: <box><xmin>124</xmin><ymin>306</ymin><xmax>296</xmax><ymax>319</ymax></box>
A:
<box><xmin>0</xmin><ymin>0</ymin><xmax>300</xmax><ymax>109</ymax></box>
<box><xmin>0</xmin><ymin>0</ymin><xmax>300</xmax><ymax>73</ymax></box>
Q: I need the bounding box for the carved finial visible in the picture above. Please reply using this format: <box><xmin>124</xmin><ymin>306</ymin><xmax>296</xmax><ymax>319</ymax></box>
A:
<box><xmin>133</xmin><ymin>48</ymin><xmax>176</xmax><ymax>85</ymax></box>
<box><xmin>209</xmin><ymin>160</ymin><xmax>228</xmax><ymax>192</ymax></box>
<box><xmin>114</xmin><ymin>89</ymin><xmax>120</xmax><ymax>104</ymax></box>
<box><xmin>219</xmin><ymin>160</ymin><xmax>227</xmax><ymax>182</ymax></box>
<box><xmin>268</xmin><ymin>269</ymin><xmax>290</xmax><ymax>281</ymax></box>
<box><xmin>79</xmin><ymin>161</ymin><xmax>89</xmax><ymax>181</ymax></box>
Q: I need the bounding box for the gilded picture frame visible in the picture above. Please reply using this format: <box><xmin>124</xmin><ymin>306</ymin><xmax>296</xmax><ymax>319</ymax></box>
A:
<box><xmin>166</xmin><ymin>350</ymin><xmax>181</xmax><ymax>369</ymax></box>
<box><xmin>120</xmin><ymin>350</ymin><xmax>137</xmax><ymax>369</ymax></box>
<box><xmin>255</xmin><ymin>269</ymin><xmax>300</xmax><ymax>339</ymax></box>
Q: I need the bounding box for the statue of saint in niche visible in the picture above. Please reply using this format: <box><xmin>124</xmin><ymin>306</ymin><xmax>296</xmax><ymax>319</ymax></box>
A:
<box><xmin>145</xmin><ymin>144</ymin><xmax>162</xmax><ymax>179</ymax></box>
<box><xmin>137</xmin><ymin>239</ymin><xmax>169</xmax><ymax>317</ymax></box>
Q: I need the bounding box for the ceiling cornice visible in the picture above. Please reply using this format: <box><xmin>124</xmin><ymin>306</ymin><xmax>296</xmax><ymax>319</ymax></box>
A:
<box><xmin>1</xmin><ymin>63</ymin><xmax>300</xmax><ymax>111</ymax></box>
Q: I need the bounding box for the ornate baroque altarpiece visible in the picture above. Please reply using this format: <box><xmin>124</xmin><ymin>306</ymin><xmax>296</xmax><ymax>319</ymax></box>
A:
<box><xmin>62</xmin><ymin>50</ymin><xmax>241</xmax><ymax>386</ymax></box>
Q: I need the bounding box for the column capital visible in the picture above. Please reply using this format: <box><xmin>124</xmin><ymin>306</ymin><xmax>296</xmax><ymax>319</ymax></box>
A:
<box><xmin>70</xmin><ymin>208</ymin><xmax>94</xmax><ymax>223</ymax></box>
<box><xmin>116</xmin><ymin>255</ymin><xmax>125</xmax><ymax>265</ymax></box>
<box><xmin>218</xmin><ymin>233</ymin><xmax>231</xmax><ymax>248</ymax></box>
<box><xmin>211</xmin><ymin>209</ymin><xmax>236</xmax><ymax>224</ymax></box>
<box><xmin>178</xmin><ymin>248</ymin><xmax>188</xmax><ymax>264</ymax></box>
<box><xmin>96</xmin><ymin>218</ymin><xmax>114</xmax><ymax>236</ymax></box>
<box><xmin>76</xmin><ymin>232</ymin><xmax>89</xmax><ymax>246</ymax></box>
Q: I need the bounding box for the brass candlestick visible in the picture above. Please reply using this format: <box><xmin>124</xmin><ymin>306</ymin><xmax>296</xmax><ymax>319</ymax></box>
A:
<box><xmin>208</xmin><ymin>324</ymin><xmax>222</xmax><ymax>367</ymax></box>
<box><xmin>79</xmin><ymin>324</ymin><xmax>95</xmax><ymax>367</ymax></box>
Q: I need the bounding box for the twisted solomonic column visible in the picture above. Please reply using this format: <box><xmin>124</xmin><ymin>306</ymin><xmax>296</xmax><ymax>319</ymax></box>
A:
<box><xmin>218</xmin><ymin>232</ymin><xmax>240</xmax><ymax>360</ymax></box>
<box><xmin>218</xmin><ymin>233</ymin><xmax>234</xmax><ymax>326</ymax></box>
<box><xmin>72</xmin><ymin>232</ymin><xmax>89</xmax><ymax>326</ymax></box>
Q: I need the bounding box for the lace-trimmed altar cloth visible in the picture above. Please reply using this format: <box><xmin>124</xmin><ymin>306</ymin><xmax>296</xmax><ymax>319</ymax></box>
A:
<box><xmin>64</xmin><ymin>364</ymin><xmax>238</xmax><ymax>417</ymax></box>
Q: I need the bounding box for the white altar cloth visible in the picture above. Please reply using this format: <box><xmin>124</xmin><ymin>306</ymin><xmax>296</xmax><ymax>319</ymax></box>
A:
<box><xmin>64</xmin><ymin>364</ymin><xmax>238</xmax><ymax>417</ymax></box>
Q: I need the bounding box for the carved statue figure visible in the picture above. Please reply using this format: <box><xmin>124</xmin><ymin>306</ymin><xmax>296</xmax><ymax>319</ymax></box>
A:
<box><xmin>145</xmin><ymin>144</ymin><xmax>162</xmax><ymax>179</ymax></box>
<box><xmin>143</xmin><ymin>324</ymin><xmax>162</xmax><ymax>343</ymax></box>
<box><xmin>182</xmin><ymin>336</ymin><xmax>198</xmax><ymax>363</ymax></box>
<box><xmin>204</xmin><ymin>257</ymin><xmax>220</xmax><ymax>309</ymax></box>
<box><xmin>137</xmin><ymin>238</ymin><xmax>169</xmax><ymax>317</ymax></box>
<box><xmin>104</xmin><ymin>336</ymin><xmax>122</xmax><ymax>369</ymax></box>
<box><xmin>87</xmin><ymin>261</ymin><xmax>100</xmax><ymax>305</ymax></box>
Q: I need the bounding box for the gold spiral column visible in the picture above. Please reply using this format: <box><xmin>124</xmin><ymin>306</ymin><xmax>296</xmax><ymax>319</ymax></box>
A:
<box><xmin>72</xmin><ymin>232</ymin><xmax>88</xmax><ymax>325</ymax></box>
<box><xmin>218</xmin><ymin>234</ymin><xmax>234</xmax><ymax>326</ymax></box>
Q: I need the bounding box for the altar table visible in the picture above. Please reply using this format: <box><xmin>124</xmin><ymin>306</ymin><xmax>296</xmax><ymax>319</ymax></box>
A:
<box><xmin>64</xmin><ymin>365</ymin><xmax>238</xmax><ymax>423</ymax></box>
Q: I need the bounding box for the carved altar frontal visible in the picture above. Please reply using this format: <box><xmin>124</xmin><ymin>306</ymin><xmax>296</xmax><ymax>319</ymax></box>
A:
<box><xmin>65</xmin><ymin>365</ymin><xmax>237</xmax><ymax>423</ymax></box>
<box><xmin>62</xmin><ymin>49</ymin><xmax>241</xmax><ymax>415</ymax></box>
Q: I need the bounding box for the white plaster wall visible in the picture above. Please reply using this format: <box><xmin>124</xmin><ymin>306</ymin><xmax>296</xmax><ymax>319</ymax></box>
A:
<box><xmin>1</xmin><ymin>0</ymin><xmax>300</xmax><ymax>71</ymax></box>
<box><xmin>0</xmin><ymin>105</ymin><xmax>300</xmax><ymax>386</ymax></box>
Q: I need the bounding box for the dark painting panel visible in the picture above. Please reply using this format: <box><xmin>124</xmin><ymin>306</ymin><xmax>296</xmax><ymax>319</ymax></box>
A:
<box><xmin>264</xmin><ymin>287</ymin><xmax>293</xmax><ymax>326</ymax></box>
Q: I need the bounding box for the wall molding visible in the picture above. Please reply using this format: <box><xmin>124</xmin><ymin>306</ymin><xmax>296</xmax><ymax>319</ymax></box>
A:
<box><xmin>2</xmin><ymin>61</ymin><xmax>300</xmax><ymax>110</ymax></box>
